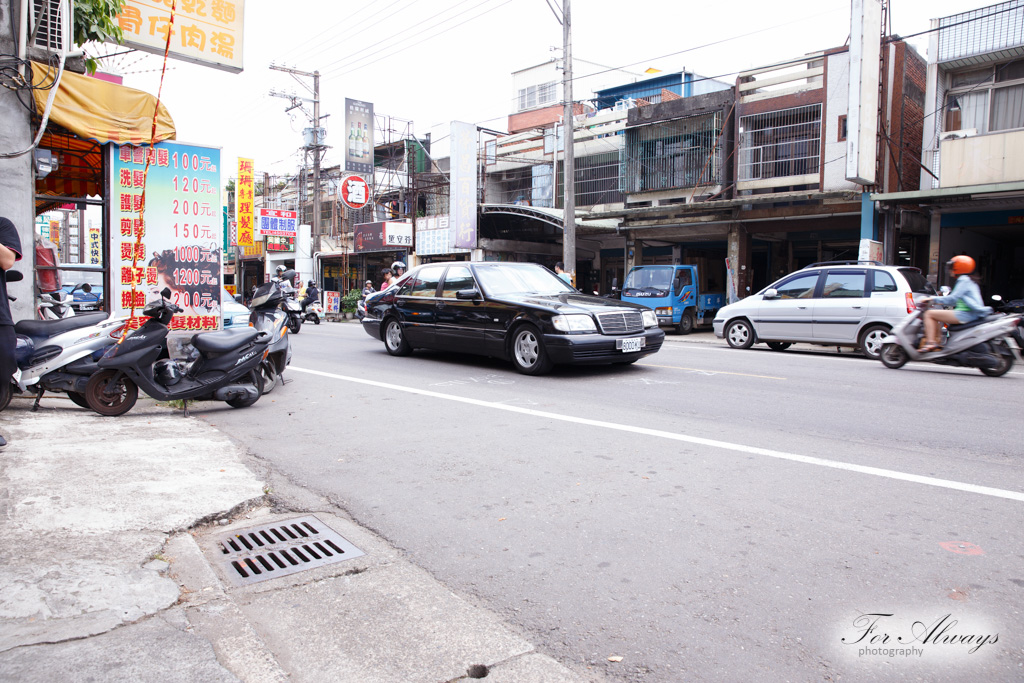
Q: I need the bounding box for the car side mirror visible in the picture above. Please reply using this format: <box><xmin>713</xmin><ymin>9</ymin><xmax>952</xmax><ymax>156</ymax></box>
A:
<box><xmin>672</xmin><ymin>277</ymin><xmax>681</xmax><ymax>289</ymax></box>
<box><xmin>234</xmin><ymin>295</ymin><xmax>243</xmax><ymax>303</ymax></box>
<box><xmin>455</xmin><ymin>288</ymin><xmax>480</xmax><ymax>300</ymax></box>
<box><xmin>763</xmin><ymin>288</ymin><xmax>779</xmax><ymax>300</ymax></box>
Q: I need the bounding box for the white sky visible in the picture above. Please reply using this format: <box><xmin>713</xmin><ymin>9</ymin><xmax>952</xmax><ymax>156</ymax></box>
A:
<box><xmin>102</xmin><ymin>0</ymin><xmax>998</xmax><ymax>182</ymax></box>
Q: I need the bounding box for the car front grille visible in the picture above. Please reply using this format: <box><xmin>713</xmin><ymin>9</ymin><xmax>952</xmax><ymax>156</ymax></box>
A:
<box><xmin>596</xmin><ymin>310</ymin><xmax>644</xmax><ymax>335</ymax></box>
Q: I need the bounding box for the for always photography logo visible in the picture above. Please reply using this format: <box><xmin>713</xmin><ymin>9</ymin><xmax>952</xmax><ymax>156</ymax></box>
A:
<box><xmin>841</xmin><ymin>613</ymin><xmax>999</xmax><ymax>659</ymax></box>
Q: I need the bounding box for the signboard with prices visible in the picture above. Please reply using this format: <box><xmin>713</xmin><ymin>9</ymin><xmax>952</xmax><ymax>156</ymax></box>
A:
<box><xmin>108</xmin><ymin>141</ymin><xmax>222</xmax><ymax>331</ymax></box>
<box><xmin>324</xmin><ymin>291</ymin><xmax>341</xmax><ymax>313</ymax></box>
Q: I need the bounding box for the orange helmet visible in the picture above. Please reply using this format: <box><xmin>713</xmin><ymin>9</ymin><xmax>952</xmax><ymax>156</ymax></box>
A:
<box><xmin>947</xmin><ymin>255</ymin><xmax>975</xmax><ymax>276</ymax></box>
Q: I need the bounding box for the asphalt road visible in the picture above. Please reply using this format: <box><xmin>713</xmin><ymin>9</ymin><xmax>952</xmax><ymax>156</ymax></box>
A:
<box><xmin>199</xmin><ymin>321</ymin><xmax>1024</xmax><ymax>682</ymax></box>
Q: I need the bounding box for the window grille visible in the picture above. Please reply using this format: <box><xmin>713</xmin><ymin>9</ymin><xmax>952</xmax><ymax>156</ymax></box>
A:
<box><xmin>738</xmin><ymin>104</ymin><xmax>821</xmax><ymax>182</ymax></box>
<box><xmin>622</xmin><ymin>112</ymin><xmax>723</xmax><ymax>193</ymax></box>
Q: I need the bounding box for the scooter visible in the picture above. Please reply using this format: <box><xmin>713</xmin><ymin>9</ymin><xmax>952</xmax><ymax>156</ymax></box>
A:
<box><xmin>0</xmin><ymin>272</ymin><xmax>127</xmax><ymax>411</ymax></box>
<box><xmin>284</xmin><ymin>296</ymin><xmax>302</xmax><ymax>334</ymax></box>
<box><xmin>37</xmin><ymin>288</ymin><xmax>76</xmax><ymax>319</ymax></box>
<box><xmin>878</xmin><ymin>297</ymin><xmax>1022</xmax><ymax>377</ymax></box>
<box><xmin>248</xmin><ymin>272</ymin><xmax>295</xmax><ymax>394</ymax></box>
<box><xmin>302</xmin><ymin>299</ymin><xmax>323</xmax><ymax>325</ymax></box>
<box><xmin>84</xmin><ymin>287</ymin><xmax>270</xmax><ymax>416</ymax></box>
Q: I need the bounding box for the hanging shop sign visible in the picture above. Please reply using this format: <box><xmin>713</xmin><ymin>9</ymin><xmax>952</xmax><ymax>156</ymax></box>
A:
<box><xmin>256</xmin><ymin>208</ymin><xmax>298</xmax><ymax>238</ymax></box>
<box><xmin>236</xmin><ymin>158</ymin><xmax>254</xmax><ymax>246</ymax></box>
<box><xmin>341</xmin><ymin>174</ymin><xmax>370</xmax><ymax>210</ymax></box>
<box><xmin>108</xmin><ymin>141</ymin><xmax>222</xmax><ymax>331</ymax></box>
<box><xmin>450</xmin><ymin>121</ymin><xmax>478</xmax><ymax>249</ymax></box>
<box><xmin>353</xmin><ymin>221</ymin><xmax>412</xmax><ymax>252</ymax></box>
<box><xmin>115</xmin><ymin>0</ymin><xmax>245</xmax><ymax>74</ymax></box>
<box><xmin>415</xmin><ymin>214</ymin><xmax>470</xmax><ymax>256</ymax></box>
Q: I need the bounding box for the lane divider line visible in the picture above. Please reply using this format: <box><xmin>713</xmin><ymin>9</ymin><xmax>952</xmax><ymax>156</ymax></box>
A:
<box><xmin>290</xmin><ymin>366</ymin><xmax>1024</xmax><ymax>503</ymax></box>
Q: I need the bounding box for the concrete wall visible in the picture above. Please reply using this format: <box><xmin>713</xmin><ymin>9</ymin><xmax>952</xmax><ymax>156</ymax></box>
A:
<box><xmin>0</xmin><ymin>4</ymin><xmax>36</xmax><ymax>321</ymax></box>
<box><xmin>939</xmin><ymin>131</ymin><xmax>1024</xmax><ymax>187</ymax></box>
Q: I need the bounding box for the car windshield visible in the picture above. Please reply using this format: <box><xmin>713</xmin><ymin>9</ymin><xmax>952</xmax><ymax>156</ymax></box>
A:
<box><xmin>624</xmin><ymin>266</ymin><xmax>673</xmax><ymax>290</ymax></box>
<box><xmin>473</xmin><ymin>264</ymin><xmax>574</xmax><ymax>296</ymax></box>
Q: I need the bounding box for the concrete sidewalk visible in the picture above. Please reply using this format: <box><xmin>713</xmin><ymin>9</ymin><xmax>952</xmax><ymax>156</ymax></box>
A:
<box><xmin>0</xmin><ymin>397</ymin><xmax>606</xmax><ymax>683</ymax></box>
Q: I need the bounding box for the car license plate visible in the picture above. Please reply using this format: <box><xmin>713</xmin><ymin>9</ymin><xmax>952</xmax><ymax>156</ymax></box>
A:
<box><xmin>617</xmin><ymin>337</ymin><xmax>645</xmax><ymax>352</ymax></box>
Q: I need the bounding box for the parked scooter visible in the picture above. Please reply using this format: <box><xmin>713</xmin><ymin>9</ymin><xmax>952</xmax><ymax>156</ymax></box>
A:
<box><xmin>84</xmin><ymin>287</ymin><xmax>270</xmax><ymax>416</ymax></box>
<box><xmin>0</xmin><ymin>272</ymin><xmax>126</xmax><ymax>411</ymax></box>
<box><xmin>37</xmin><ymin>287</ymin><xmax>77</xmax><ymax>319</ymax></box>
<box><xmin>284</xmin><ymin>295</ymin><xmax>302</xmax><ymax>334</ymax></box>
<box><xmin>302</xmin><ymin>299</ymin><xmax>323</xmax><ymax>325</ymax></box>
<box><xmin>878</xmin><ymin>297</ymin><xmax>1022</xmax><ymax>376</ymax></box>
<box><xmin>248</xmin><ymin>273</ymin><xmax>295</xmax><ymax>394</ymax></box>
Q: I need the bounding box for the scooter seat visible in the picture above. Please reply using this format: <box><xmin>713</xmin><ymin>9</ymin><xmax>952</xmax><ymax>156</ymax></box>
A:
<box><xmin>14</xmin><ymin>312</ymin><xmax>110</xmax><ymax>339</ymax></box>
<box><xmin>190</xmin><ymin>327</ymin><xmax>259</xmax><ymax>354</ymax></box>
<box><xmin>947</xmin><ymin>314</ymin><xmax>1002</xmax><ymax>332</ymax></box>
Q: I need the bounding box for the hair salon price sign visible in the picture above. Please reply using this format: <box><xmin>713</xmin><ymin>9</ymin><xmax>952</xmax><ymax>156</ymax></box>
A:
<box><xmin>107</xmin><ymin>141</ymin><xmax>223</xmax><ymax>330</ymax></box>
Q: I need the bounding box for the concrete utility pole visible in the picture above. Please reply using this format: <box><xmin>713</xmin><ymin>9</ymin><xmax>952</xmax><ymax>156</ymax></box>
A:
<box><xmin>561</xmin><ymin>0</ymin><xmax>576</xmax><ymax>284</ymax></box>
<box><xmin>269</xmin><ymin>65</ymin><xmax>326</xmax><ymax>251</ymax></box>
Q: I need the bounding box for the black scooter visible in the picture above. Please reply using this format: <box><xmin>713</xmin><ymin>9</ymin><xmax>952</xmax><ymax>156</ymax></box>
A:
<box><xmin>85</xmin><ymin>287</ymin><xmax>270</xmax><ymax>416</ymax></box>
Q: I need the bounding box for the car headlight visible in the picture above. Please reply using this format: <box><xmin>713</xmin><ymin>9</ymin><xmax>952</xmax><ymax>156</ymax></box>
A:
<box><xmin>642</xmin><ymin>310</ymin><xmax>658</xmax><ymax>328</ymax></box>
<box><xmin>552</xmin><ymin>314</ymin><xmax>597</xmax><ymax>333</ymax></box>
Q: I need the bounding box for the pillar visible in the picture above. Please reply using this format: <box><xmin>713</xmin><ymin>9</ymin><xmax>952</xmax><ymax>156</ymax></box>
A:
<box><xmin>727</xmin><ymin>223</ymin><xmax>752</xmax><ymax>298</ymax></box>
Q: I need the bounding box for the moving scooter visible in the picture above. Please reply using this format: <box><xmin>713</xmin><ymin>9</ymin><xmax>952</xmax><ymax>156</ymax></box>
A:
<box><xmin>302</xmin><ymin>299</ymin><xmax>323</xmax><ymax>325</ymax></box>
<box><xmin>248</xmin><ymin>272</ymin><xmax>295</xmax><ymax>394</ymax></box>
<box><xmin>878</xmin><ymin>297</ymin><xmax>1022</xmax><ymax>376</ymax></box>
<box><xmin>0</xmin><ymin>272</ymin><xmax>127</xmax><ymax>411</ymax></box>
<box><xmin>85</xmin><ymin>287</ymin><xmax>270</xmax><ymax>416</ymax></box>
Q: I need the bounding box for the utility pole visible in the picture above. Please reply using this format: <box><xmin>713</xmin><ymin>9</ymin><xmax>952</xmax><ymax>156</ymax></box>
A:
<box><xmin>561</xmin><ymin>0</ymin><xmax>576</xmax><ymax>285</ymax></box>
<box><xmin>269</xmin><ymin>65</ymin><xmax>326</xmax><ymax>253</ymax></box>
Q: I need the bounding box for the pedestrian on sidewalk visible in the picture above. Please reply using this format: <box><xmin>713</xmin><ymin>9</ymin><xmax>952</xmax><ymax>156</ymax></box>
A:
<box><xmin>555</xmin><ymin>262</ymin><xmax>573</xmax><ymax>286</ymax></box>
<box><xmin>0</xmin><ymin>216</ymin><xmax>24</xmax><ymax>447</ymax></box>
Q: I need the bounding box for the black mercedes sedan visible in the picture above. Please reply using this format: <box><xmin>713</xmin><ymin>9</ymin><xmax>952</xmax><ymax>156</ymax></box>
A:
<box><xmin>361</xmin><ymin>262</ymin><xmax>665</xmax><ymax>375</ymax></box>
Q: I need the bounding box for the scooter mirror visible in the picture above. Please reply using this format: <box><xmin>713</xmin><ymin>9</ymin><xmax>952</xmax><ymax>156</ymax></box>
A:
<box><xmin>82</xmin><ymin>283</ymin><xmax>92</xmax><ymax>293</ymax></box>
<box><xmin>161</xmin><ymin>287</ymin><xmax>172</xmax><ymax>299</ymax></box>
<box><xmin>5</xmin><ymin>270</ymin><xmax>23</xmax><ymax>282</ymax></box>
<box><xmin>281</xmin><ymin>269</ymin><xmax>297</xmax><ymax>281</ymax></box>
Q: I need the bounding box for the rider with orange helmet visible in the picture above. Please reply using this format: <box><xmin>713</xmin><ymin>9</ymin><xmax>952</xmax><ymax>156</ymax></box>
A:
<box><xmin>918</xmin><ymin>255</ymin><xmax>992</xmax><ymax>352</ymax></box>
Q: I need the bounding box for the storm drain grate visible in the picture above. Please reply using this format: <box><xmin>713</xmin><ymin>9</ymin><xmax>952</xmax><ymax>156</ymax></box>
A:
<box><xmin>213</xmin><ymin>515</ymin><xmax>364</xmax><ymax>586</ymax></box>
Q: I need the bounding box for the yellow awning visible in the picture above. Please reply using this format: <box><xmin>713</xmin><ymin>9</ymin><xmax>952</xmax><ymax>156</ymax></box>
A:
<box><xmin>30</xmin><ymin>61</ymin><xmax>175</xmax><ymax>146</ymax></box>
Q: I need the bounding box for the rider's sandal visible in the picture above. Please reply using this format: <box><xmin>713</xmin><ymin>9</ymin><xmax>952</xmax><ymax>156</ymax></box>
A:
<box><xmin>919</xmin><ymin>343</ymin><xmax>943</xmax><ymax>353</ymax></box>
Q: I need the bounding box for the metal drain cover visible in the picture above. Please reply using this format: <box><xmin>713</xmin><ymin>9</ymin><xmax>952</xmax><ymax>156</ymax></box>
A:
<box><xmin>213</xmin><ymin>515</ymin><xmax>364</xmax><ymax>586</ymax></box>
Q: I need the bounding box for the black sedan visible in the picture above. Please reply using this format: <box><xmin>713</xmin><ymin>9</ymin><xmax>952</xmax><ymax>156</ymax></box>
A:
<box><xmin>361</xmin><ymin>262</ymin><xmax>665</xmax><ymax>375</ymax></box>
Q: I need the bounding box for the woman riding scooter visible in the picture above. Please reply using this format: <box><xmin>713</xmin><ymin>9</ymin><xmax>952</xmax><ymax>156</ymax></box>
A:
<box><xmin>918</xmin><ymin>255</ymin><xmax>992</xmax><ymax>352</ymax></box>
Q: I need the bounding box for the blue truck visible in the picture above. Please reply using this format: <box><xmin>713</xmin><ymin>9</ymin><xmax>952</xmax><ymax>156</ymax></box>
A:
<box><xmin>620</xmin><ymin>264</ymin><xmax>726</xmax><ymax>334</ymax></box>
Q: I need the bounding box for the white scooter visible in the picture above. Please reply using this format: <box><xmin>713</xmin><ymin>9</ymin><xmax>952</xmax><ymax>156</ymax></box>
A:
<box><xmin>878</xmin><ymin>295</ymin><xmax>1022</xmax><ymax>377</ymax></box>
<box><xmin>2</xmin><ymin>272</ymin><xmax>128</xmax><ymax>411</ymax></box>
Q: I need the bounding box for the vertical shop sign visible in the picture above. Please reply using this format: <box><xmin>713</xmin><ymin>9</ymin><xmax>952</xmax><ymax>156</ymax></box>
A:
<box><xmin>108</xmin><ymin>141</ymin><xmax>222</xmax><ymax>331</ymax></box>
<box><xmin>345</xmin><ymin>99</ymin><xmax>374</xmax><ymax>174</ymax></box>
<box><xmin>237</xmin><ymin>158</ymin><xmax>254</xmax><ymax>246</ymax></box>
<box><xmin>450</xmin><ymin>121</ymin><xmax>478</xmax><ymax>250</ymax></box>
<box><xmin>324</xmin><ymin>290</ymin><xmax>340</xmax><ymax>313</ymax></box>
<box><xmin>88</xmin><ymin>226</ymin><xmax>102</xmax><ymax>265</ymax></box>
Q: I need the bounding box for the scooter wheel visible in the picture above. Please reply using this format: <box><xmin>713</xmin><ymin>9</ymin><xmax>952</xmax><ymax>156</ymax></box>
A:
<box><xmin>67</xmin><ymin>391</ymin><xmax>90</xmax><ymax>409</ymax></box>
<box><xmin>980</xmin><ymin>340</ymin><xmax>1014</xmax><ymax>377</ymax></box>
<box><xmin>226</xmin><ymin>369</ymin><xmax>264</xmax><ymax>409</ymax></box>
<box><xmin>258</xmin><ymin>358</ymin><xmax>278</xmax><ymax>395</ymax></box>
<box><xmin>85</xmin><ymin>370</ymin><xmax>138</xmax><ymax>416</ymax></box>
<box><xmin>312</xmin><ymin>316</ymin><xmax>320</xmax><ymax>325</ymax></box>
<box><xmin>879</xmin><ymin>343</ymin><xmax>908</xmax><ymax>369</ymax></box>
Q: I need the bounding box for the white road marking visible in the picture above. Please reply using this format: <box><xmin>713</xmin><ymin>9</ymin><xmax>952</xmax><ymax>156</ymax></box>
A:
<box><xmin>290</xmin><ymin>366</ymin><xmax>1024</xmax><ymax>503</ymax></box>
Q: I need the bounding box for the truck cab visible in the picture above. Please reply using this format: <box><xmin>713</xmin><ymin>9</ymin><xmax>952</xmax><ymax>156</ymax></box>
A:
<box><xmin>620</xmin><ymin>265</ymin><xmax>725</xmax><ymax>334</ymax></box>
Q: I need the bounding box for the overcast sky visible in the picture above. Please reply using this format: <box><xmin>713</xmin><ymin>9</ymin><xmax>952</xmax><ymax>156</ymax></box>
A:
<box><xmin>102</xmin><ymin>0</ymin><xmax>997</xmax><ymax>183</ymax></box>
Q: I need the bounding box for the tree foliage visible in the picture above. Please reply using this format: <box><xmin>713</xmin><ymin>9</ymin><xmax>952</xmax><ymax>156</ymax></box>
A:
<box><xmin>72</xmin><ymin>0</ymin><xmax>126</xmax><ymax>73</ymax></box>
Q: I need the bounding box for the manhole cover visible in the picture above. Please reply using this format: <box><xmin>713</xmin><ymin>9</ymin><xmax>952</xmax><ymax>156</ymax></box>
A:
<box><xmin>213</xmin><ymin>515</ymin><xmax>364</xmax><ymax>586</ymax></box>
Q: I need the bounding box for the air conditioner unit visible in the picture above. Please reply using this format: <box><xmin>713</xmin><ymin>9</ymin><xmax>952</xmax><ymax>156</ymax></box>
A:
<box><xmin>939</xmin><ymin>129</ymin><xmax>978</xmax><ymax>141</ymax></box>
<box><xmin>28</xmin><ymin>0</ymin><xmax>72</xmax><ymax>53</ymax></box>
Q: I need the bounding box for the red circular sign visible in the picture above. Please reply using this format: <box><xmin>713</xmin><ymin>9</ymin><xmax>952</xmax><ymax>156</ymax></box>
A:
<box><xmin>341</xmin><ymin>174</ymin><xmax>370</xmax><ymax>210</ymax></box>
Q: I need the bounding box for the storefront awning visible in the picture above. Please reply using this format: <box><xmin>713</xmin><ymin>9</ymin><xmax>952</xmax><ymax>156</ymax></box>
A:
<box><xmin>31</xmin><ymin>61</ymin><xmax>175</xmax><ymax>146</ymax></box>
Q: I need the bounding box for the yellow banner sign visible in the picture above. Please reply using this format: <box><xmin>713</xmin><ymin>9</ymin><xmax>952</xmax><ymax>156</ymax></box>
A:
<box><xmin>116</xmin><ymin>0</ymin><xmax>245</xmax><ymax>74</ymax></box>
<box><xmin>236</xmin><ymin>157</ymin><xmax>254</xmax><ymax>247</ymax></box>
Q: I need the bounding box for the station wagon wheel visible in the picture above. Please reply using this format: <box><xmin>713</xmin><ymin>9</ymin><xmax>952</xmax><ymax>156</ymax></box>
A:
<box><xmin>725</xmin><ymin>319</ymin><xmax>755</xmax><ymax>349</ymax></box>
<box><xmin>858</xmin><ymin>324</ymin><xmax>890</xmax><ymax>361</ymax></box>
<box><xmin>510</xmin><ymin>324</ymin><xmax>552</xmax><ymax>375</ymax></box>
<box><xmin>384</xmin><ymin>317</ymin><xmax>412</xmax><ymax>356</ymax></box>
<box><xmin>766</xmin><ymin>341</ymin><xmax>791</xmax><ymax>352</ymax></box>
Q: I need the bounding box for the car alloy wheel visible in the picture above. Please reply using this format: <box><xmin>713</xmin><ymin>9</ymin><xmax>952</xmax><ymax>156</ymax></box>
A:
<box><xmin>858</xmin><ymin>324</ymin><xmax>890</xmax><ymax>360</ymax></box>
<box><xmin>511</xmin><ymin>325</ymin><xmax>552</xmax><ymax>375</ymax></box>
<box><xmin>725</xmin><ymin>319</ymin><xmax>755</xmax><ymax>349</ymax></box>
<box><xmin>384</xmin><ymin>318</ymin><xmax>412</xmax><ymax>356</ymax></box>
